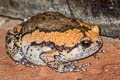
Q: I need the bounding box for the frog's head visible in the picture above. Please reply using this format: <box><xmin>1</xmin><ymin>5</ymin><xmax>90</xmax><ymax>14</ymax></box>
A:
<box><xmin>72</xmin><ymin>25</ymin><xmax>103</xmax><ymax>60</ymax></box>
<box><xmin>56</xmin><ymin>24</ymin><xmax>103</xmax><ymax>62</ymax></box>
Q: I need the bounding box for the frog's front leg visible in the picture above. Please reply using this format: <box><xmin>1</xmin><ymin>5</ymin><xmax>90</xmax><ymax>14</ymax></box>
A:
<box><xmin>98</xmin><ymin>50</ymin><xmax>107</xmax><ymax>54</ymax></box>
<box><xmin>93</xmin><ymin>49</ymin><xmax>108</xmax><ymax>61</ymax></box>
<box><xmin>40</xmin><ymin>50</ymin><xmax>90</xmax><ymax>72</ymax></box>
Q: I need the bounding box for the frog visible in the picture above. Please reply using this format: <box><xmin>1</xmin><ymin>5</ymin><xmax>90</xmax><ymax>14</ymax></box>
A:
<box><xmin>5</xmin><ymin>12</ymin><xmax>104</xmax><ymax>72</ymax></box>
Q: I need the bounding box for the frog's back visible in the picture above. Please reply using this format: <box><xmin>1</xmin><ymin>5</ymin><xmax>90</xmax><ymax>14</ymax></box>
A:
<box><xmin>20</xmin><ymin>12</ymin><xmax>82</xmax><ymax>34</ymax></box>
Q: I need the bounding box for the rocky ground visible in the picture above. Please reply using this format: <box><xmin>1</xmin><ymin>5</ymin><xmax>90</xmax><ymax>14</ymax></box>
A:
<box><xmin>0</xmin><ymin>16</ymin><xmax>120</xmax><ymax>80</ymax></box>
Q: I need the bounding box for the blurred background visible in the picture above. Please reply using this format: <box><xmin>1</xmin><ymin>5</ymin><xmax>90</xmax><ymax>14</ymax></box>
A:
<box><xmin>0</xmin><ymin>0</ymin><xmax>120</xmax><ymax>38</ymax></box>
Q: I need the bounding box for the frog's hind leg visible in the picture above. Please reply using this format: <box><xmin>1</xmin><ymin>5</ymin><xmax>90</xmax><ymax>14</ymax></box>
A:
<box><xmin>21</xmin><ymin>45</ymin><xmax>47</xmax><ymax>68</ymax></box>
<box><xmin>40</xmin><ymin>50</ymin><xmax>91</xmax><ymax>72</ymax></box>
<box><xmin>5</xmin><ymin>29</ymin><xmax>24</xmax><ymax>63</ymax></box>
<box><xmin>20</xmin><ymin>58</ymin><xmax>36</xmax><ymax>68</ymax></box>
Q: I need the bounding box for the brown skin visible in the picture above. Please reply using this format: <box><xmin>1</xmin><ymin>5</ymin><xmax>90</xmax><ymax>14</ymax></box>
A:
<box><xmin>5</xmin><ymin>12</ymin><xmax>102</xmax><ymax>72</ymax></box>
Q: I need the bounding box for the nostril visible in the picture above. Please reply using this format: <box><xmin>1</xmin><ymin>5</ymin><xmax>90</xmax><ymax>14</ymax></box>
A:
<box><xmin>96</xmin><ymin>40</ymin><xmax>101</xmax><ymax>44</ymax></box>
<box><xmin>96</xmin><ymin>40</ymin><xmax>99</xmax><ymax>43</ymax></box>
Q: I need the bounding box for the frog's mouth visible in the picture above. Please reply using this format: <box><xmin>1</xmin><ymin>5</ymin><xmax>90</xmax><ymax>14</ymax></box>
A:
<box><xmin>79</xmin><ymin>40</ymin><xmax>102</xmax><ymax>58</ymax></box>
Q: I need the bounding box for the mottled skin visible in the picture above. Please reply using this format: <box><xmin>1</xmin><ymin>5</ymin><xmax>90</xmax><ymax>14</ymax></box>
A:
<box><xmin>5</xmin><ymin>12</ymin><xmax>103</xmax><ymax>72</ymax></box>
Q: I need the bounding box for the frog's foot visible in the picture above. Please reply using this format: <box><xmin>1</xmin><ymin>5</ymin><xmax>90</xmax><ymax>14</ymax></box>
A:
<box><xmin>14</xmin><ymin>61</ymin><xmax>20</xmax><ymax>65</ymax></box>
<box><xmin>20</xmin><ymin>58</ymin><xmax>36</xmax><ymax>68</ymax></box>
<box><xmin>40</xmin><ymin>50</ymin><xmax>91</xmax><ymax>72</ymax></box>
<box><xmin>78</xmin><ymin>62</ymin><xmax>91</xmax><ymax>71</ymax></box>
<box><xmin>93</xmin><ymin>53</ymin><xmax>99</xmax><ymax>61</ymax></box>
<box><xmin>57</xmin><ymin>62</ymin><xmax>91</xmax><ymax>72</ymax></box>
<box><xmin>93</xmin><ymin>49</ymin><xmax>108</xmax><ymax>61</ymax></box>
<box><xmin>98</xmin><ymin>50</ymin><xmax>108</xmax><ymax>54</ymax></box>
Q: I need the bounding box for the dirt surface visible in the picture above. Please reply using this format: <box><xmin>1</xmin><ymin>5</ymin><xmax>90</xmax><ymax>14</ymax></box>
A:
<box><xmin>0</xmin><ymin>16</ymin><xmax>120</xmax><ymax>80</ymax></box>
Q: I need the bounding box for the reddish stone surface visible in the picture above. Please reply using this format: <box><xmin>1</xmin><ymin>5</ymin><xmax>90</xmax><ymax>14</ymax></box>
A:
<box><xmin>0</xmin><ymin>16</ymin><xmax>120</xmax><ymax>80</ymax></box>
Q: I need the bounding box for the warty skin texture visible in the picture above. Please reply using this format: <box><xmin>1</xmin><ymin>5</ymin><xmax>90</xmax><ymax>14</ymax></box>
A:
<box><xmin>5</xmin><ymin>12</ymin><xmax>102</xmax><ymax>72</ymax></box>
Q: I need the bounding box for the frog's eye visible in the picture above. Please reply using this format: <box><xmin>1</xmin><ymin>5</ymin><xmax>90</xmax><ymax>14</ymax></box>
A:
<box><xmin>80</xmin><ymin>38</ymin><xmax>92</xmax><ymax>48</ymax></box>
